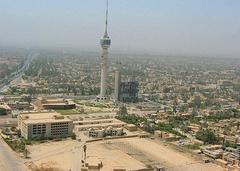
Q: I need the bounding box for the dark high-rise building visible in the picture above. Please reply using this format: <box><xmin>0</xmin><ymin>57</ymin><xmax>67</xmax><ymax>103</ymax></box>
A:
<box><xmin>118</xmin><ymin>81</ymin><xmax>139</xmax><ymax>103</ymax></box>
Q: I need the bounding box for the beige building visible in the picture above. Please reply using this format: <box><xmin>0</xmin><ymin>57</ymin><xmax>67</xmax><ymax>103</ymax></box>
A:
<box><xmin>200</xmin><ymin>145</ymin><xmax>223</xmax><ymax>159</ymax></box>
<box><xmin>35</xmin><ymin>97</ymin><xmax>76</xmax><ymax>110</ymax></box>
<box><xmin>125</xmin><ymin>124</ymin><xmax>137</xmax><ymax>132</ymax></box>
<box><xmin>88</xmin><ymin>127</ymin><xmax>124</xmax><ymax>138</ymax></box>
<box><xmin>18</xmin><ymin>112</ymin><xmax>73</xmax><ymax>140</ymax></box>
<box><xmin>74</xmin><ymin>119</ymin><xmax>126</xmax><ymax>132</ymax></box>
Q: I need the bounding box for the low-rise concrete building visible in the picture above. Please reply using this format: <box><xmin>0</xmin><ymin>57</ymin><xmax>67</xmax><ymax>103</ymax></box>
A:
<box><xmin>7</xmin><ymin>101</ymin><xmax>31</xmax><ymax>110</ymax></box>
<box><xmin>74</xmin><ymin>119</ymin><xmax>126</xmax><ymax>131</ymax></box>
<box><xmin>18</xmin><ymin>112</ymin><xmax>73</xmax><ymax>140</ymax></box>
<box><xmin>125</xmin><ymin>124</ymin><xmax>137</xmax><ymax>132</ymax></box>
<box><xmin>35</xmin><ymin>97</ymin><xmax>76</xmax><ymax>110</ymax></box>
<box><xmin>200</xmin><ymin>145</ymin><xmax>223</xmax><ymax>159</ymax></box>
<box><xmin>88</xmin><ymin>127</ymin><xmax>124</xmax><ymax>138</ymax></box>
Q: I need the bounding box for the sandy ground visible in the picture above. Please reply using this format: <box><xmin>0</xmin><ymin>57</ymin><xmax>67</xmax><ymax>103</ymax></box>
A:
<box><xmin>26</xmin><ymin>137</ymin><xmax>224</xmax><ymax>171</ymax></box>
<box><xmin>26</xmin><ymin>139</ymin><xmax>79</xmax><ymax>171</ymax></box>
<box><xmin>26</xmin><ymin>139</ymin><xmax>146</xmax><ymax>171</ymax></box>
<box><xmin>87</xmin><ymin>141</ymin><xmax>146</xmax><ymax>170</ymax></box>
<box><xmin>115</xmin><ymin>138</ymin><xmax>224</xmax><ymax>171</ymax></box>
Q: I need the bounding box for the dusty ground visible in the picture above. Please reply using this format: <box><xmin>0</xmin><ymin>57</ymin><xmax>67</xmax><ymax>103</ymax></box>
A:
<box><xmin>25</xmin><ymin>137</ymin><xmax>224</xmax><ymax>171</ymax></box>
<box><xmin>113</xmin><ymin>138</ymin><xmax>224</xmax><ymax>171</ymax></box>
<box><xmin>26</xmin><ymin>139</ymin><xmax>78</xmax><ymax>171</ymax></box>
<box><xmin>26</xmin><ymin>139</ymin><xmax>146</xmax><ymax>171</ymax></box>
<box><xmin>87</xmin><ymin>141</ymin><xmax>146</xmax><ymax>170</ymax></box>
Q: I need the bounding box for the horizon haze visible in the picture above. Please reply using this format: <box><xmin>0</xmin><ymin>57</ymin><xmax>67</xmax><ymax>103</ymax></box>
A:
<box><xmin>0</xmin><ymin>0</ymin><xmax>240</xmax><ymax>58</ymax></box>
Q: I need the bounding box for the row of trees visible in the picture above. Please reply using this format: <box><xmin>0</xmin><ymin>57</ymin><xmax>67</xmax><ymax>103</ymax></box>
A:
<box><xmin>116</xmin><ymin>106</ymin><xmax>183</xmax><ymax>135</ymax></box>
<box><xmin>206</xmin><ymin>108</ymin><xmax>240</xmax><ymax>121</ymax></box>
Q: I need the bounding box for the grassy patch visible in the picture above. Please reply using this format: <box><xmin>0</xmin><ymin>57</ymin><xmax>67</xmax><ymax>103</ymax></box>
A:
<box><xmin>3</xmin><ymin>137</ymin><xmax>26</xmax><ymax>153</ymax></box>
<box><xmin>55</xmin><ymin>109</ymin><xmax>78</xmax><ymax>115</ymax></box>
<box><xmin>184</xmin><ymin>143</ymin><xmax>201</xmax><ymax>150</ymax></box>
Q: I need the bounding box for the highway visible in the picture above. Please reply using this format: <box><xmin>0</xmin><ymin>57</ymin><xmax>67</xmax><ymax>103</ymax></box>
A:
<box><xmin>0</xmin><ymin>53</ymin><xmax>38</xmax><ymax>93</ymax></box>
<box><xmin>0</xmin><ymin>53</ymin><xmax>38</xmax><ymax>171</ymax></box>
<box><xmin>0</xmin><ymin>137</ymin><xmax>24</xmax><ymax>171</ymax></box>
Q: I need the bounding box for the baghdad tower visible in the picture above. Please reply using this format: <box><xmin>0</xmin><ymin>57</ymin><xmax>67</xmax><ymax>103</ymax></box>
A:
<box><xmin>98</xmin><ymin>0</ymin><xmax>111</xmax><ymax>101</ymax></box>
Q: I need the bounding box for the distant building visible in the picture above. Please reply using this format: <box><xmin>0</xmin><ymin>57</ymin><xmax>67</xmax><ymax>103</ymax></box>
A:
<box><xmin>3</xmin><ymin>95</ymin><xmax>25</xmax><ymax>102</ymax></box>
<box><xmin>35</xmin><ymin>97</ymin><xmax>76</xmax><ymax>110</ymax></box>
<box><xmin>74</xmin><ymin>118</ymin><xmax>126</xmax><ymax>132</ymax></box>
<box><xmin>3</xmin><ymin>95</ymin><xmax>32</xmax><ymax>110</ymax></box>
<box><xmin>7</xmin><ymin>101</ymin><xmax>31</xmax><ymax>110</ymax></box>
<box><xmin>237</xmin><ymin>143</ymin><xmax>240</xmax><ymax>161</ymax></box>
<box><xmin>217</xmin><ymin>80</ymin><xmax>234</xmax><ymax>90</ymax></box>
<box><xmin>200</xmin><ymin>145</ymin><xmax>223</xmax><ymax>159</ymax></box>
<box><xmin>118</xmin><ymin>81</ymin><xmax>139</xmax><ymax>103</ymax></box>
<box><xmin>114</xmin><ymin>65</ymin><xmax>121</xmax><ymax>102</ymax></box>
<box><xmin>125</xmin><ymin>124</ymin><xmax>137</xmax><ymax>132</ymax></box>
<box><xmin>88</xmin><ymin>126</ymin><xmax>124</xmax><ymax>138</ymax></box>
<box><xmin>18</xmin><ymin>112</ymin><xmax>73</xmax><ymax>140</ymax></box>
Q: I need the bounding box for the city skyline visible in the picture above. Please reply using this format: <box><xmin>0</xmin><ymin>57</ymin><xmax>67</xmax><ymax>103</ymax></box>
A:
<box><xmin>1</xmin><ymin>2</ymin><xmax>240</xmax><ymax>169</ymax></box>
<box><xmin>0</xmin><ymin>0</ymin><xmax>240</xmax><ymax>58</ymax></box>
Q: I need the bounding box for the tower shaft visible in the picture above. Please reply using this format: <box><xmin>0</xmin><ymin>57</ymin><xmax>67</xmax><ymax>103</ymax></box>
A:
<box><xmin>99</xmin><ymin>0</ymin><xmax>111</xmax><ymax>101</ymax></box>
<box><xmin>100</xmin><ymin>48</ymin><xmax>109</xmax><ymax>98</ymax></box>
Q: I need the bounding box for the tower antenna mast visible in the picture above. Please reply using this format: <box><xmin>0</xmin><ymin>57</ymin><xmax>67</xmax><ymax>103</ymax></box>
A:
<box><xmin>105</xmin><ymin>0</ymin><xmax>109</xmax><ymax>36</ymax></box>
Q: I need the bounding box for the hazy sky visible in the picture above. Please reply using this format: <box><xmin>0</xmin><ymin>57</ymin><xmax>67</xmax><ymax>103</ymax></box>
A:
<box><xmin>0</xmin><ymin>0</ymin><xmax>240</xmax><ymax>58</ymax></box>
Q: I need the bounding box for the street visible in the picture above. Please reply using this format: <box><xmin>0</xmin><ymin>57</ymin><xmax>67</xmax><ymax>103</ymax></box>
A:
<box><xmin>0</xmin><ymin>53</ymin><xmax>38</xmax><ymax>93</ymax></box>
<box><xmin>0</xmin><ymin>137</ymin><xmax>24</xmax><ymax>171</ymax></box>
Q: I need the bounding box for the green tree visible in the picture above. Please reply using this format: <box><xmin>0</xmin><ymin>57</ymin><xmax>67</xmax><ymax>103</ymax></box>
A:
<box><xmin>196</xmin><ymin>129</ymin><xmax>219</xmax><ymax>145</ymax></box>
<box><xmin>71</xmin><ymin>133</ymin><xmax>76</xmax><ymax>140</ymax></box>
<box><xmin>23</xmin><ymin>95</ymin><xmax>32</xmax><ymax>104</ymax></box>
<box><xmin>0</xmin><ymin>108</ymin><xmax>7</xmax><ymax>115</ymax></box>
<box><xmin>117</xmin><ymin>105</ymin><xmax>128</xmax><ymax>115</ymax></box>
<box><xmin>193</xmin><ymin>95</ymin><xmax>201</xmax><ymax>108</ymax></box>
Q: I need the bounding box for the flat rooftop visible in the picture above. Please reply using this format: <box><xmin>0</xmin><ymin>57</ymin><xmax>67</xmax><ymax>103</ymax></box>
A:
<box><xmin>42</xmin><ymin>103</ymin><xmax>72</xmax><ymax>106</ymax></box>
<box><xmin>23</xmin><ymin>117</ymin><xmax>72</xmax><ymax>125</ymax></box>
<box><xmin>20</xmin><ymin>112</ymin><xmax>60</xmax><ymax>120</ymax></box>
<box><xmin>20</xmin><ymin>112</ymin><xmax>72</xmax><ymax>125</ymax></box>
<box><xmin>74</xmin><ymin>118</ymin><xmax>123</xmax><ymax>124</ymax></box>
<box><xmin>75</xmin><ymin>122</ymin><xmax>126</xmax><ymax>129</ymax></box>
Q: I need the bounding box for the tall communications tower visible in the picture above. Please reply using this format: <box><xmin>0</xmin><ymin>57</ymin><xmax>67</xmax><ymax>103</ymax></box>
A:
<box><xmin>99</xmin><ymin>0</ymin><xmax>111</xmax><ymax>101</ymax></box>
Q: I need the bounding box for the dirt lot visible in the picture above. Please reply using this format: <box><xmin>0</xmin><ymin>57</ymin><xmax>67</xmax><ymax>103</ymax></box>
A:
<box><xmin>113</xmin><ymin>138</ymin><xmax>224</xmax><ymax>171</ymax></box>
<box><xmin>25</xmin><ymin>137</ymin><xmax>224</xmax><ymax>171</ymax></box>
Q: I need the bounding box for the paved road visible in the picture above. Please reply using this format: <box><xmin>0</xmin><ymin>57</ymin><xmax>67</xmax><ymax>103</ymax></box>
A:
<box><xmin>0</xmin><ymin>137</ymin><xmax>24</xmax><ymax>171</ymax></box>
<box><xmin>0</xmin><ymin>53</ymin><xmax>38</xmax><ymax>93</ymax></box>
